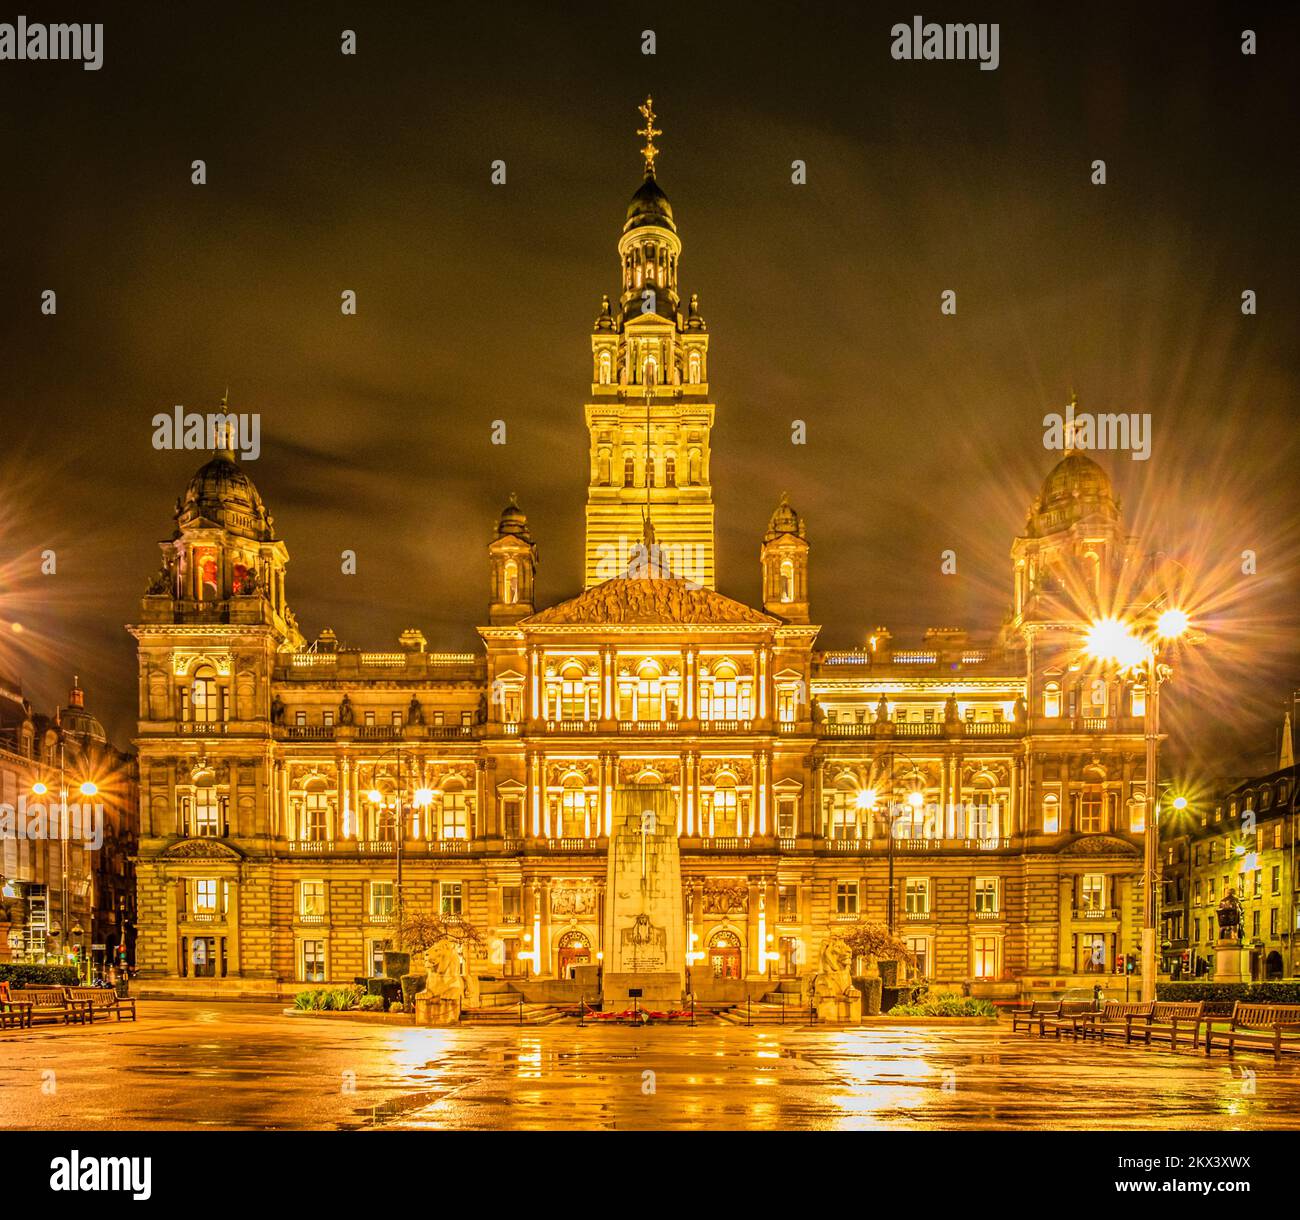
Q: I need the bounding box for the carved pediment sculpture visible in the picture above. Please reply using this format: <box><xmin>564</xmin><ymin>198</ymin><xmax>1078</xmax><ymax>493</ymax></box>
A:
<box><xmin>523</xmin><ymin>577</ymin><xmax>778</xmax><ymax>627</ymax></box>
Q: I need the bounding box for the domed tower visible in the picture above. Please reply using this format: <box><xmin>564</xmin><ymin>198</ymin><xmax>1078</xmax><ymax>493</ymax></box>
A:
<box><xmin>488</xmin><ymin>495</ymin><xmax>538</xmax><ymax>624</ymax></box>
<box><xmin>584</xmin><ymin>97</ymin><xmax>717</xmax><ymax>590</ymax></box>
<box><xmin>761</xmin><ymin>493</ymin><xmax>810</xmax><ymax>622</ymax></box>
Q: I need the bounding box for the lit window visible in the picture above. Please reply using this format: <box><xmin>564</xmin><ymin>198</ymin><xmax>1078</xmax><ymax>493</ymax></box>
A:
<box><xmin>193</xmin><ymin>879</ymin><xmax>217</xmax><ymax>913</ymax></box>
<box><xmin>835</xmin><ymin>881</ymin><xmax>858</xmax><ymax>916</ymax></box>
<box><xmin>369</xmin><ymin>881</ymin><xmax>394</xmax><ymax>920</ymax></box>
<box><xmin>972</xmin><ymin>936</ymin><xmax>999</xmax><ymax>979</ymax></box>
<box><xmin>1043</xmin><ymin>682</ymin><xmax>1061</xmax><ymax>718</ymax></box>
<box><xmin>440</xmin><ymin>882</ymin><xmax>463</xmax><ymax>917</ymax></box>
<box><xmin>904</xmin><ymin>878</ymin><xmax>930</xmax><ymax>916</ymax></box>
<box><xmin>974</xmin><ymin>877</ymin><xmax>999</xmax><ymax>913</ymax></box>
<box><xmin>191</xmin><ymin>666</ymin><xmax>218</xmax><ymax>723</ymax></box>
<box><xmin>1042</xmin><ymin>793</ymin><xmax>1060</xmax><ymax>835</ymax></box>
<box><xmin>301</xmin><ymin>940</ymin><xmax>325</xmax><ymax>983</ymax></box>
<box><xmin>300</xmin><ymin>881</ymin><xmax>325</xmax><ymax>917</ymax></box>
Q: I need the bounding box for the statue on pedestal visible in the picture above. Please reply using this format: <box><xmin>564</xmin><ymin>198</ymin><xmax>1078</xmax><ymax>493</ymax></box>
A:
<box><xmin>812</xmin><ymin>935</ymin><xmax>862</xmax><ymax>1023</ymax></box>
<box><xmin>1216</xmin><ymin>889</ymin><xmax>1243</xmax><ymax>943</ymax></box>
<box><xmin>415</xmin><ymin>939</ymin><xmax>465</xmax><ymax>1026</ymax></box>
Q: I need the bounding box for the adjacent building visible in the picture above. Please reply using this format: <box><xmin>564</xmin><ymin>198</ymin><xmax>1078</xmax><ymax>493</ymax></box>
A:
<box><xmin>0</xmin><ymin>674</ymin><xmax>138</xmax><ymax>976</ymax></box>
<box><xmin>130</xmin><ymin>108</ymin><xmax>1160</xmax><ymax>1000</ymax></box>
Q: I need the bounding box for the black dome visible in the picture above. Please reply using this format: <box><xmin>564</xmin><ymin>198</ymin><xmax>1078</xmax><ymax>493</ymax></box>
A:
<box><xmin>624</xmin><ymin>173</ymin><xmax>675</xmax><ymax>234</ymax></box>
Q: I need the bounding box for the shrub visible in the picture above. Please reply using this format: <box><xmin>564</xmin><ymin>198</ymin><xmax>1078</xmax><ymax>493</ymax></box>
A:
<box><xmin>400</xmin><ymin>974</ymin><xmax>426</xmax><ymax>1010</ymax></box>
<box><xmin>1156</xmin><ymin>981</ymin><xmax>1300</xmax><ymax>1006</ymax></box>
<box><xmin>0</xmin><ymin>964</ymin><xmax>80</xmax><ymax>987</ymax></box>
<box><xmin>294</xmin><ymin>985</ymin><xmax>363</xmax><ymax>1011</ymax></box>
<box><xmin>889</xmin><ymin>996</ymin><xmax>997</xmax><ymax>1018</ymax></box>
<box><xmin>293</xmin><ymin>989</ymin><xmax>320</xmax><ymax>1010</ymax></box>
<box><xmin>358</xmin><ymin>994</ymin><xmax>385</xmax><ymax>1012</ymax></box>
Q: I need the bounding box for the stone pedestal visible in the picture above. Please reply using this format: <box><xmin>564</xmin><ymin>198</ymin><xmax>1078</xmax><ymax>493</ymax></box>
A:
<box><xmin>816</xmin><ymin>989</ymin><xmax>863</xmax><ymax>1024</ymax></box>
<box><xmin>414</xmin><ymin>996</ymin><xmax>460</xmax><ymax>1026</ymax></box>
<box><xmin>1214</xmin><ymin>939</ymin><xmax>1250</xmax><ymax>983</ymax></box>
<box><xmin>602</xmin><ymin>972</ymin><xmax>682</xmax><ymax>1012</ymax></box>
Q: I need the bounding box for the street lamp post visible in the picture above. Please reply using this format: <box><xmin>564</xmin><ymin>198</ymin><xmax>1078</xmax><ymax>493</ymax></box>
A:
<box><xmin>1085</xmin><ymin>605</ymin><xmax>1196</xmax><ymax>1005</ymax></box>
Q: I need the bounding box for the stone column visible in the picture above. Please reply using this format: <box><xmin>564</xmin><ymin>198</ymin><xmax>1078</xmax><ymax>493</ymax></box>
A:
<box><xmin>165</xmin><ymin>878</ymin><xmax>179</xmax><ymax>978</ymax></box>
<box><xmin>227</xmin><ymin>874</ymin><xmax>242</xmax><ymax>976</ymax></box>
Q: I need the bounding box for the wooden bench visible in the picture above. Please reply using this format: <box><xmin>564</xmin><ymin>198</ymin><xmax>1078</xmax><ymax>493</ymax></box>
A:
<box><xmin>1039</xmin><ymin>999</ymin><xmax>1096</xmax><ymax>1038</ymax></box>
<box><xmin>0</xmin><ymin>982</ymin><xmax>33</xmax><ymax>1030</ymax></box>
<box><xmin>1205</xmin><ymin>1002</ymin><xmax>1300</xmax><ymax>1061</ymax></box>
<box><xmin>1010</xmin><ymin>999</ymin><xmax>1060</xmax><ymax>1033</ymax></box>
<box><xmin>1076</xmin><ymin>1000</ymin><xmax>1155</xmax><ymax>1041</ymax></box>
<box><xmin>66</xmin><ymin>986</ymin><xmax>137</xmax><ymax>1022</ymax></box>
<box><xmin>11</xmin><ymin>986</ymin><xmax>92</xmax><ymax>1025</ymax></box>
<box><xmin>1133</xmin><ymin>1001</ymin><xmax>1206</xmax><ymax>1049</ymax></box>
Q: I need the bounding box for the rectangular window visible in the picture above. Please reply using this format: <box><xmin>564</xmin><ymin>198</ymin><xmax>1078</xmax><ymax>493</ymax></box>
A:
<box><xmin>1080</xmin><ymin>874</ymin><xmax>1105</xmax><ymax>912</ymax></box>
<box><xmin>1270</xmin><ymin>908</ymin><xmax>1279</xmax><ymax>936</ymax></box>
<box><xmin>461</xmin><ymin>711</ymin><xmax>473</xmax><ymax>727</ymax></box>
<box><xmin>778</xmin><ymin>884</ymin><xmax>798</xmax><ymax>921</ymax></box>
<box><xmin>440</xmin><ymin>881</ymin><xmax>463</xmax><ymax>917</ymax></box>
<box><xmin>778</xmin><ymin>936</ymin><xmax>799</xmax><ymax>977</ymax></box>
<box><xmin>1252</xmin><ymin>909</ymin><xmax>1261</xmax><ymax>938</ymax></box>
<box><xmin>300</xmin><ymin>880</ymin><xmax>325</xmax><ymax>917</ymax></box>
<box><xmin>295</xmin><ymin>710</ymin><xmax>306</xmax><ymax>726</ymax></box>
<box><xmin>364</xmin><ymin>711</ymin><xmax>376</xmax><ymax>726</ymax></box>
<box><xmin>776</xmin><ymin>796</ymin><xmax>798</xmax><ymax>840</ymax></box>
<box><xmin>194</xmin><ymin>789</ymin><xmax>220</xmax><ymax>837</ymax></box>
<box><xmin>441</xmin><ymin>793</ymin><xmax>469</xmax><ymax>840</ymax></box>
<box><xmin>501</xmin><ymin>885</ymin><xmax>522</xmax><ymax>924</ymax></box>
<box><xmin>301</xmin><ymin>940</ymin><xmax>326</xmax><ymax>983</ymax></box>
<box><xmin>905</xmin><ymin>935</ymin><xmax>929</xmax><ymax>978</ymax></box>
<box><xmin>368</xmin><ymin>938</ymin><xmax>392</xmax><ymax>977</ymax></box>
<box><xmin>904</xmin><ymin>878</ymin><xmax>930</xmax><ymax>916</ymax></box>
<box><xmin>1077</xmin><ymin>933</ymin><xmax>1106</xmax><ymax>973</ymax></box>
<box><xmin>323</xmin><ymin>710</ymin><xmax>334</xmax><ymax>726</ymax></box>
<box><xmin>1273</xmin><ymin>822</ymin><xmax>1283</xmax><ymax>849</ymax></box>
<box><xmin>972</xmin><ymin>936</ymin><xmax>999</xmax><ymax>979</ymax></box>
<box><xmin>1193</xmin><ymin>918</ymin><xmax>1200</xmax><ymax>943</ymax></box>
<box><xmin>835</xmin><ymin>881</ymin><xmax>858</xmax><ymax>916</ymax></box>
<box><xmin>1271</xmin><ymin>865</ymin><xmax>1281</xmax><ymax>896</ymax></box>
<box><xmin>502</xmin><ymin>937</ymin><xmax>522</xmax><ymax>976</ymax></box>
<box><xmin>369</xmin><ymin>881</ymin><xmax>394</xmax><ymax>921</ymax></box>
<box><xmin>1078</xmin><ymin>788</ymin><xmax>1103</xmax><ymax>833</ymax></box>
<box><xmin>974</xmin><ymin>876</ymin><xmax>999</xmax><ymax>914</ymax></box>
<box><xmin>391</xmin><ymin>710</ymin><xmax>403</xmax><ymax>727</ymax></box>
<box><xmin>193</xmin><ymin>879</ymin><xmax>217</xmax><ymax>913</ymax></box>
<box><xmin>501</xmin><ymin>798</ymin><xmax>522</xmax><ymax>840</ymax></box>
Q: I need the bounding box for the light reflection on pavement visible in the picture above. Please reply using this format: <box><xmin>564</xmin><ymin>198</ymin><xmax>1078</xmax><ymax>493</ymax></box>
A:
<box><xmin>1</xmin><ymin>1001</ymin><xmax>1295</xmax><ymax>1131</ymax></box>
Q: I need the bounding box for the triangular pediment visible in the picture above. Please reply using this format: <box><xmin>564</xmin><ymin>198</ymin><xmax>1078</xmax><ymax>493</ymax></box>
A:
<box><xmin>523</xmin><ymin>577</ymin><xmax>778</xmax><ymax>627</ymax></box>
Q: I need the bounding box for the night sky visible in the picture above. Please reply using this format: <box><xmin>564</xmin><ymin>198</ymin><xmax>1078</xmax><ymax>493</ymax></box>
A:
<box><xmin>1</xmin><ymin>1</ymin><xmax>1297</xmax><ymax>780</ymax></box>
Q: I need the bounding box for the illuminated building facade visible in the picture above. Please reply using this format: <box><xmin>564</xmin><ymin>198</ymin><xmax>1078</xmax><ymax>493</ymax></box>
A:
<box><xmin>131</xmin><ymin>104</ymin><xmax>1154</xmax><ymax>999</ymax></box>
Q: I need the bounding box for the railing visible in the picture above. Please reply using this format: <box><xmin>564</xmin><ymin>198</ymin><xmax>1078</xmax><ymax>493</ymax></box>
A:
<box><xmin>700</xmin><ymin>719</ymin><xmax>752</xmax><ymax>733</ymax></box>
<box><xmin>288</xmin><ymin>839</ymin><xmax>332</xmax><ymax>853</ymax></box>
<box><xmin>426</xmin><ymin>839</ymin><xmax>470</xmax><ymax>854</ymax></box>
<box><xmin>972</xmin><ymin>909</ymin><xmax>1003</xmax><ymax>920</ymax></box>
<box><xmin>358</xmin><ymin>653</ymin><xmax>407</xmax><ymax>667</ymax></box>
<box><xmin>903</xmin><ymin>910</ymin><xmax>931</xmax><ymax>922</ymax></box>
<box><xmin>821</xmin><ymin>651</ymin><xmax>874</xmax><ymax>665</ymax></box>
<box><xmin>893</xmin><ymin>651</ymin><xmax>938</xmax><ymax>664</ymax></box>
<box><xmin>502</xmin><ymin>722</ymin><xmax>520</xmax><ymax>735</ymax></box>
<box><xmin>358</xmin><ymin>840</ymin><xmax>397</xmax><ymax>854</ymax></box>
<box><xmin>547</xmin><ymin>719</ymin><xmax>598</xmax><ymax>733</ymax></box>
<box><xmin>285</xmin><ymin>725</ymin><xmax>335</xmax><ymax>740</ymax></box>
<box><xmin>548</xmin><ymin>838</ymin><xmax>603</xmax><ymax>852</ymax></box>
<box><xmin>963</xmin><ymin>721</ymin><xmax>1018</xmax><ymax>738</ymax></box>
<box><xmin>367</xmin><ymin>912</ymin><xmax>395</xmax><ymax>925</ymax></box>
<box><xmin>618</xmin><ymin>720</ymin><xmax>680</xmax><ymax>733</ymax></box>
<box><xmin>697</xmin><ymin>837</ymin><xmax>752</xmax><ymax>851</ymax></box>
<box><xmin>778</xmin><ymin>837</ymin><xmax>797</xmax><ymax>852</ymax></box>
<box><xmin>358</xmin><ymin>725</ymin><xmax>401</xmax><ymax>740</ymax></box>
<box><xmin>500</xmin><ymin>838</ymin><xmax>523</xmax><ymax>853</ymax></box>
<box><xmin>426</xmin><ymin>724</ymin><xmax>477</xmax><ymax>739</ymax></box>
<box><xmin>187</xmin><ymin>911</ymin><xmax>223</xmax><ymax>923</ymax></box>
<box><xmin>297</xmin><ymin>913</ymin><xmax>327</xmax><ymax>925</ymax></box>
<box><xmin>776</xmin><ymin>721</ymin><xmax>802</xmax><ymax>734</ymax></box>
<box><xmin>826</xmin><ymin>838</ymin><xmax>868</xmax><ymax>852</ymax></box>
<box><xmin>895</xmin><ymin>722</ymin><xmax>944</xmax><ymax>738</ymax></box>
<box><xmin>179</xmin><ymin>722</ymin><xmax>227</xmax><ymax>735</ymax></box>
<box><xmin>1072</xmin><ymin>907</ymin><xmax>1115</xmax><ymax>920</ymax></box>
<box><xmin>292</xmin><ymin>653</ymin><xmax>337</xmax><ymax>667</ymax></box>
<box><xmin>821</xmin><ymin>722</ymin><xmax>872</xmax><ymax>738</ymax></box>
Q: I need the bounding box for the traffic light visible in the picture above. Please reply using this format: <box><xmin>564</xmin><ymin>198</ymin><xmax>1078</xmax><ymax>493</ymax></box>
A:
<box><xmin>1126</xmin><ymin>955</ymin><xmax>1136</xmax><ymax>975</ymax></box>
<box><xmin>1114</xmin><ymin>954</ymin><xmax>1126</xmax><ymax>975</ymax></box>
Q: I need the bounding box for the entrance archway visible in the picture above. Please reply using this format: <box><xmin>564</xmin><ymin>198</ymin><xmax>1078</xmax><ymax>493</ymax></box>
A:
<box><xmin>1265</xmin><ymin>950</ymin><xmax>1284</xmax><ymax>980</ymax></box>
<box><xmin>707</xmin><ymin>929</ymin><xmax>742</xmax><ymax>980</ymax></box>
<box><xmin>557</xmin><ymin>930</ymin><xmax>592</xmax><ymax>979</ymax></box>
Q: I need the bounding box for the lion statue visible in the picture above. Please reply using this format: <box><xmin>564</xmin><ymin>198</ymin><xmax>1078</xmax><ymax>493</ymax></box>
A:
<box><xmin>812</xmin><ymin>935</ymin><xmax>857</xmax><ymax>1000</ymax></box>
<box><xmin>419</xmin><ymin>939</ymin><xmax>465</xmax><ymax>1004</ymax></box>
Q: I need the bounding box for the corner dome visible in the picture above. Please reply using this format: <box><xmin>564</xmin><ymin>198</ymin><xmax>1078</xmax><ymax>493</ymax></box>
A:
<box><xmin>624</xmin><ymin>173</ymin><xmax>676</xmax><ymax>234</ymax></box>
<box><xmin>764</xmin><ymin>493</ymin><xmax>806</xmax><ymax>542</ymax></box>
<box><xmin>496</xmin><ymin>496</ymin><xmax>531</xmax><ymax>540</ymax></box>
<box><xmin>1026</xmin><ymin>453</ymin><xmax>1120</xmax><ymax>538</ymax></box>
<box><xmin>177</xmin><ymin>454</ymin><xmax>274</xmax><ymax>542</ymax></box>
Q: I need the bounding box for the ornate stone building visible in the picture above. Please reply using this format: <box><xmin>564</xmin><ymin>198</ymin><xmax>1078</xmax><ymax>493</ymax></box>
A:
<box><xmin>131</xmin><ymin>104</ymin><xmax>1155</xmax><ymax>1000</ymax></box>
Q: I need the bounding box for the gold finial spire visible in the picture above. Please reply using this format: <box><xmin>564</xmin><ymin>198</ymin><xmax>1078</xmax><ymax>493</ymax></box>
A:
<box><xmin>637</xmin><ymin>95</ymin><xmax>662</xmax><ymax>175</ymax></box>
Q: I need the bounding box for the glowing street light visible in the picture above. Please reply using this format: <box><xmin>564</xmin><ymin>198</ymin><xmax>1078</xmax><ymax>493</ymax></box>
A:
<box><xmin>1171</xmin><ymin>795</ymin><xmax>1188</xmax><ymax>812</ymax></box>
<box><xmin>31</xmin><ymin>781</ymin><xmax>48</xmax><ymax>797</ymax></box>
<box><xmin>79</xmin><ymin>781</ymin><xmax>98</xmax><ymax>798</ymax></box>
<box><xmin>855</xmin><ymin>788</ymin><xmax>877</xmax><ymax>810</ymax></box>
<box><xmin>1156</xmin><ymin>608</ymin><xmax>1190</xmax><ymax>640</ymax></box>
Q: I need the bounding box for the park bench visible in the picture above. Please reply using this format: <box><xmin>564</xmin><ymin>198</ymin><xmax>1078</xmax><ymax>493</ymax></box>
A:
<box><xmin>66</xmin><ymin>986</ymin><xmax>137</xmax><ymax>1022</ymax></box>
<box><xmin>10</xmin><ymin>986</ymin><xmax>92</xmax><ymax>1026</ymax></box>
<box><xmin>0</xmin><ymin>982</ymin><xmax>33</xmax><ymax>1030</ymax></box>
<box><xmin>1205</xmin><ymin>1002</ymin><xmax>1300</xmax><ymax>1061</ymax></box>
<box><xmin>1010</xmin><ymin>999</ymin><xmax>1060</xmax><ymax>1033</ymax></box>
<box><xmin>1132</xmin><ymin>1001</ymin><xmax>1206</xmax><ymax>1049</ymax></box>
<box><xmin>1039</xmin><ymin>999</ymin><xmax>1095</xmax><ymax>1038</ymax></box>
<box><xmin>1076</xmin><ymin>1000</ymin><xmax>1154</xmax><ymax>1041</ymax></box>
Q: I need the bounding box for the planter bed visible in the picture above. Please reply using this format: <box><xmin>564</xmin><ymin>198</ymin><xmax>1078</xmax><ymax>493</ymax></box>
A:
<box><xmin>283</xmin><ymin>1007</ymin><xmax>413</xmax><ymax>1025</ymax></box>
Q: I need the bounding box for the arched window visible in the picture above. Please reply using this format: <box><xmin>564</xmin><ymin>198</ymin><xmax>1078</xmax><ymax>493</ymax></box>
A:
<box><xmin>598</xmin><ymin>450</ymin><xmax>611</xmax><ymax>483</ymax></box>
<box><xmin>560</xmin><ymin>664</ymin><xmax>587</xmax><ymax>720</ymax></box>
<box><xmin>502</xmin><ymin>559</ymin><xmax>519</xmax><ymax>605</ymax></box>
<box><xmin>1130</xmin><ymin>683</ymin><xmax>1146</xmax><ymax>717</ymax></box>
<box><xmin>687</xmin><ymin>352</ymin><xmax>701</xmax><ymax>384</ymax></box>
<box><xmin>557</xmin><ymin>930</ymin><xmax>591</xmax><ymax>979</ymax></box>
<box><xmin>302</xmin><ymin>776</ymin><xmax>330</xmax><ymax>842</ymax></box>
<box><xmin>1043</xmin><ymin>681</ymin><xmax>1061</xmax><ymax>719</ymax></box>
<box><xmin>624</xmin><ymin>456</ymin><xmax>636</xmax><ymax>487</ymax></box>
<box><xmin>198</xmin><ymin>553</ymin><xmax>219</xmax><ymax>600</ymax></box>
<box><xmin>1042</xmin><ymin>792</ymin><xmax>1060</xmax><ymax>834</ymax></box>
<box><xmin>711</xmin><ymin>777</ymin><xmax>738</xmax><ymax>837</ymax></box>
<box><xmin>636</xmin><ymin>660</ymin><xmax>662</xmax><ymax>722</ymax></box>
<box><xmin>191</xmin><ymin>665</ymin><xmax>217</xmax><ymax>723</ymax></box>
<box><xmin>1078</xmin><ymin>778</ymin><xmax>1105</xmax><ymax>833</ymax></box>
<box><xmin>598</xmin><ymin>351</ymin><xmax>612</xmax><ymax>384</ymax></box>
<box><xmin>688</xmin><ymin>448</ymin><xmax>702</xmax><ymax>484</ymax></box>
<box><xmin>665</xmin><ymin>455</ymin><xmax>676</xmax><ymax>486</ymax></box>
<box><xmin>779</xmin><ymin>558</ymin><xmax>795</xmax><ymax>603</ymax></box>
<box><xmin>560</xmin><ymin>775</ymin><xmax>587</xmax><ymax>837</ymax></box>
<box><xmin>646</xmin><ymin>455</ymin><xmax>657</xmax><ymax>488</ymax></box>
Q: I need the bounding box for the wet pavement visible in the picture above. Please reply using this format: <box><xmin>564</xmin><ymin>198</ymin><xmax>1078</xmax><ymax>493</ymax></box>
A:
<box><xmin>2</xmin><ymin>1001</ymin><xmax>1297</xmax><ymax>1130</ymax></box>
